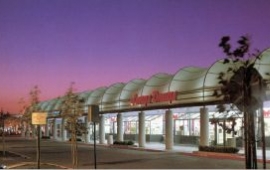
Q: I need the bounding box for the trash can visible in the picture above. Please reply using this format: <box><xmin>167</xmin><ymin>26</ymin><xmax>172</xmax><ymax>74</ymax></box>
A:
<box><xmin>107</xmin><ymin>135</ymin><xmax>113</xmax><ymax>145</ymax></box>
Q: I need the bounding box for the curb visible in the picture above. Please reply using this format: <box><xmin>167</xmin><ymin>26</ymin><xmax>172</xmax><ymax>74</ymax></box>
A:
<box><xmin>191</xmin><ymin>151</ymin><xmax>245</xmax><ymax>160</ymax></box>
<box><xmin>182</xmin><ymin>151</ymin><xmax>270</xmax><ymax>163</ymax></box>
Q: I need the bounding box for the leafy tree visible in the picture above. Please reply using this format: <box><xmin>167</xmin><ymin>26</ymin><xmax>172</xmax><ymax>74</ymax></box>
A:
<box><xmin>60</xmin><ymin>83</ymin><xmax>87</xmax><ymax>168</ymax></box>
<box><xmin>214</xmin><ymin>35</ymin><xmax>267</xmax><ymax>169</ymax></box>
<box><xmin>20</xmin><ymin>86</ymin><xmax>42</xmax><ymax>138</ymax></box>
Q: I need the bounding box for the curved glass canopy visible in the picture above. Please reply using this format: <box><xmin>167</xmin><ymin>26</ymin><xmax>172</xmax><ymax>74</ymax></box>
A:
<box><xmin>37</xmin><ymin>48</ymin><xmax>270</xmax><ymax>113</ymax></box>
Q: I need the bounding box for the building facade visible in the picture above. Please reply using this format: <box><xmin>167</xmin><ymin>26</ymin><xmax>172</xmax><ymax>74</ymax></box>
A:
<box><xmin>35</xmin><ymin>48</ymin><xmax>270</xmax><ymax>149</ymax></box>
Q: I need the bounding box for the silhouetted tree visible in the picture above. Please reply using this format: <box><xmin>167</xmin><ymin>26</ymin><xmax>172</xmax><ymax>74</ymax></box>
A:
<box><xmin>214</xmin><ymin>35</ymin><xmax>267</xmax><ymax>169</ymax></box>
<box><xmin>21</xmin><ymin>86</ymin><xmax>42</xmax><ymax>138</ymax></box>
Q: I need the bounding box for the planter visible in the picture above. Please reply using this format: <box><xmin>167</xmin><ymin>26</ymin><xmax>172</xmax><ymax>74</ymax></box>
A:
<box><xmin>113</xmin><ymin>140</ymin><xmax>135</xmax><ymax>145</ymax></box>
<box><xmin>41</xmin><ymin>136</ymin><xmax>50</xmax><ymax>139</ymax></box>
<box><xmin>193</xmin><ymin>151</ymin><xmax>244</xmax><ymax>160</ymax></box>
<box><xmin>199</xmin><ymin>145</ymin><xmax>239</xmax><ymax>153</ymax></box>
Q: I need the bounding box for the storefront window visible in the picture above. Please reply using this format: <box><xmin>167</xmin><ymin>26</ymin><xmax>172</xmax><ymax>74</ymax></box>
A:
<box><xmin>124</xmin><ymin>121</ymin><xmax>138</xmax><ymax>134</ymax></box>
<box><xmin>173</xmin><ymin>111</ymin><xmax>200</xmax><ymax>136</ymax></box>
<box><xmin>174</xmin><ymin>119</ymin><xmax>200</xmax><ymax>136</ymax></box>
<box><xmin>130</xmin><ymin>121</ymin><xmax>138</xmax><ymax>134</ymax></box>
<box><xmin>57</xmin><ymin>124</ymin><xmax>60</xmax><ymax>137</ymax></box>
<box><xmin>148</xmin><ymin>115</ymin><xmax>163</xmax><ymax>134</ymax></box>
<box><xmin>263</xmin><ymin>109</ymin><xmax>270</xmax><ymax>136</ymax></box>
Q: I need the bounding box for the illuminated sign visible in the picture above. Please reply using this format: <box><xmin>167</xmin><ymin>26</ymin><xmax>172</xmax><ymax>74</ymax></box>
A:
<box><xmin>130</xmin><ymin>91</ymin><xmax>177</xmax><ymax>106</ymax></box>
<box><xmin>32</xmin><ymin>112</ymin><xmax>48</xmax><ymax>125</ymax></box>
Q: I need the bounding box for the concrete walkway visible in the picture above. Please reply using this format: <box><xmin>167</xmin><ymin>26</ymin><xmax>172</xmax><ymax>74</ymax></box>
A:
<box><xmin>141</xmin><ymin>142</ymin><xmax>270</xmax><ymax>160</ymax></box>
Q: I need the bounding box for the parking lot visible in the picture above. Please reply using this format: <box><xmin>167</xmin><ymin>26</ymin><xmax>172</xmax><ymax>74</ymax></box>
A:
<box><xmin>0</xmin><ymin>136</ymin><xmax>269</xmax><ymax>169</ymax></box>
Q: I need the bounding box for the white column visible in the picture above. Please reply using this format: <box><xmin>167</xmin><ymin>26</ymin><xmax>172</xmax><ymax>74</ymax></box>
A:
<box><xmin>61</xmin><ymin>118</ymin><xmax>67</xmax><ymax>141</ymax></box>
<box><xmin>117</xmin><ymin>113</ymin><xmax>124</xmax><ymax>141</ymax></box>
<box><xmin>165</xmin><ymin>109</ymin><xmax>174</xmax><ymax>150</ymax></box>
<box><xmin>45</xmin><ymin>121</ymin><xmax>49</xmax><ymax>136</ymax></box>
<box><xmin>99</xmin><ymin>114</ymin><xmax>105</xmax><ymax>144</ymax></box>
<box><xmin>200</xmin><ymin>107</ymin><xmax>209</xmax><ymax>146</ymax></box>
<box><xmin>21</xmin><ymin>122</ymin><xmax>26</xmax><ymax>137</ymax></box>
<box><xmin>138</xmin><ymin>111</ymin><xmax>146</xmax><ymax>147</ymax></box>
<box><xmin>53</xmin><ymin>119</ymin><xmax>57</xmax><ymax>140</ymax></box>
<box><xmin>31</xmin><ymin>125</ymin><xmax>36</xmax><ymax>138</ymax></box>
<box><xmin>84</xmin><ymin>117</ymin><xmax>90</xmax><ymax>143</ymax></box>
<box><xmin>26</xmin><ymin>124</ymin><xmax>30</xmax><ymax>138</ymax></box>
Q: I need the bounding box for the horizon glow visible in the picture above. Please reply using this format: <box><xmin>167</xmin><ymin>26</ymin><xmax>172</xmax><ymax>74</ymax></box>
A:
<box><xmin>1</xmin><ymin>0</ymin><xmax>270</xmax><ymax>113</ymax></box>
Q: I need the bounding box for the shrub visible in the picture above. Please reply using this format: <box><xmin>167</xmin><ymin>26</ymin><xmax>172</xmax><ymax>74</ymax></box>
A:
<box><xmin>113</xmin><ymin>141</ymin><xmax>120</xmax><ymax>145</ymax></box>
<box><xmin>127</xmin><ymin>140</ymin><xmax>134</xmax><ymax>145</ymax></box>
<box><xmin>199</xmin><ymin>145</ymin><xmax>239</xmax><ymax>153</ymax></box>
<box><xmin>41</xmin><ymin>136</ymin><xmax>50</xmax><ymax>139</ymax></box>
<box><xmin>69</xmin><ymin>138</ymin><xmax>82</xmax><ymax>142</ymax></box>
<box><xmin>113</xmin><ymin>140</ymin><xmax>134</xmax><ymax>145</ymax></box>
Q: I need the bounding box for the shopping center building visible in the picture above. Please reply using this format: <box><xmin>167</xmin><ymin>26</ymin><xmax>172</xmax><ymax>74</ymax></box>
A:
<box><xmin>37</xmin><ymin>48</ymin><xmax>270</xmax><ymax>149</ymax></box>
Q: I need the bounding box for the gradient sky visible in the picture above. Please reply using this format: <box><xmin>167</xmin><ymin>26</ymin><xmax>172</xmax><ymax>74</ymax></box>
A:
<box><xmin>1</xmin><ymin>0</ymin><xmax>270</xmax><ymax>113</ymax></box>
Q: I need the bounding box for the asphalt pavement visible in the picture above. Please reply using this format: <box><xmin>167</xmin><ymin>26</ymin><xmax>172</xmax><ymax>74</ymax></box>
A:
<box><xmin>1</xmin><ymin>136</ymin><xmax>270</xmax><ymax>169</ymax></box>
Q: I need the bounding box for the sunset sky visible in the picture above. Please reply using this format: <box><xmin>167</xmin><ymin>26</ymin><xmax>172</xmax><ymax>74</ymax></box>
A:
<box><xmin>1</xmin><ymin>0</ymin><xmax>270</xmax><ymax>113</ymax></box>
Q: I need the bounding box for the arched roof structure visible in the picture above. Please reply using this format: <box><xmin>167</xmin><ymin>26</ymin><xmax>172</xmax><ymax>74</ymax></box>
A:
<box><xmin>119</xmin><ymin>79</ymin><xmax>146</xmax><ymax>110</ymax></box>
<box><xmin>170</xmin><ymin>67</ymin><xmax>207</xmax><ymax>104</ymax></box>
<box><xmin>37</xmin><ymin>48</ymin><xmax>270</xmax><ymax>114</ymax></box>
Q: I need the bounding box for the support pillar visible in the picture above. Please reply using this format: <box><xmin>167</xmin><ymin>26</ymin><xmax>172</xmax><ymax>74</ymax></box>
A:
<box><xmin>61</xmin><ymin>118</ymin><xmax>67</xmax><ymax>141</ymax></box>
<box><xmin>26</xmin><ymin>124</ymin><xmax>30</xmax><ymax>138</ymax></box>
<box><xmin>21</xmin><ymin>122</ymin><xmax>26</xmax><ymax>137</ymax></box>
<box><xmin>45</xmin><ymin>121</ymin><xmax>49</xmax><ymax>136</ymax></box>
<box><xmin>99</xmin><ymin>115</ymin><xmax>105</xmax><ymax>144</ymax></box>
<box><xmin>165</xmin><ymin>110</ymin><xmax>173</xmax><ymax>150</ymax></box>
<box><xmin>138</xmin><ymin>111</ymin><xmax>145</xmax><ymax>147</ymax></box>
<box><xmin>84</xmin><ymin>117</ymin><xmax>90</xmax><ymax>143</ymax></box>
<box><xmin>200</xmin><ymin>107</ymin><xmax>209</xmax><ymax>146</ymax></box>
<box><xmin>117</xmin><ymin>113</ymin><xmax>123</xmax><ymax>141</ymax></box>
<box><xmin>53</xmin><ymin>119</ymin><xmax>57</xmax><ymax>140</ymax></box>
<box><xmin>260</xmin><ymin>105</ymin><xmax>266</xmax><ymax>169</ymax></box>
<box><xmin>31</xmin><ymin>125</ymin><xmax>36</xmax><ymax>138</ymax></box>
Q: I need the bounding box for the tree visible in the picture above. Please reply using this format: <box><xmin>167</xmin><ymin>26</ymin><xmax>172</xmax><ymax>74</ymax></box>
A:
<box><xmin>214</xmin><ymin>35</ymin><xmax>267</xmax><ymax>169</ymax></box>
<box><xmin>209</xmin><ymin>113</ymin><xmax>239</xmax><ymax>146</ymax></box>
<box><xmin>0</xmin><ymin>110</ymin><xmax>10</xmax><ymax>157</ymax></box>
<box><xmin>60</xmin><ymin>83</ymin><xmax>87</xmax><ymax>168</ymax></box>
<box><xmin>20</xmin><ymin>86</ymin><xmax>42</xmax><ymax>138</ymax></box>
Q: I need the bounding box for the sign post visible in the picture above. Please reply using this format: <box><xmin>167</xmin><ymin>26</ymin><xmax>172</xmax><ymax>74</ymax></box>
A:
<box><xmin>88</xmin><ymin>105</ymin><xmax>99</xmax><ymax>169</ymax></box>
<box><xmin>32</xmin><ymin>112</ymin><xmax>47</xmax><ymax>169</ymax></box>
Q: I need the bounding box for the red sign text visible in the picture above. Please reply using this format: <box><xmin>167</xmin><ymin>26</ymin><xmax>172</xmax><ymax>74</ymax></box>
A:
<box><xmin>130</xmin><ymin>91</ymin><xmax>177</xmax><ymax>106</ymax></box>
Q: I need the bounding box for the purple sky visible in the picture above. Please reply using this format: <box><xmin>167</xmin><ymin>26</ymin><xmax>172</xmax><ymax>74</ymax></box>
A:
<box><xmin>1</xmin><ymin>0</ymin><xmax>270</xmax><ymax>113</ymax></box>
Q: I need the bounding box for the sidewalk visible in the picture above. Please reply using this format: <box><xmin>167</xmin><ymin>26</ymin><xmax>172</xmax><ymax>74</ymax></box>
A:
<box><xmin>100</xmin><ymin>141</ymin><xmax>270</xmax><ymax>161</ymax></box>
